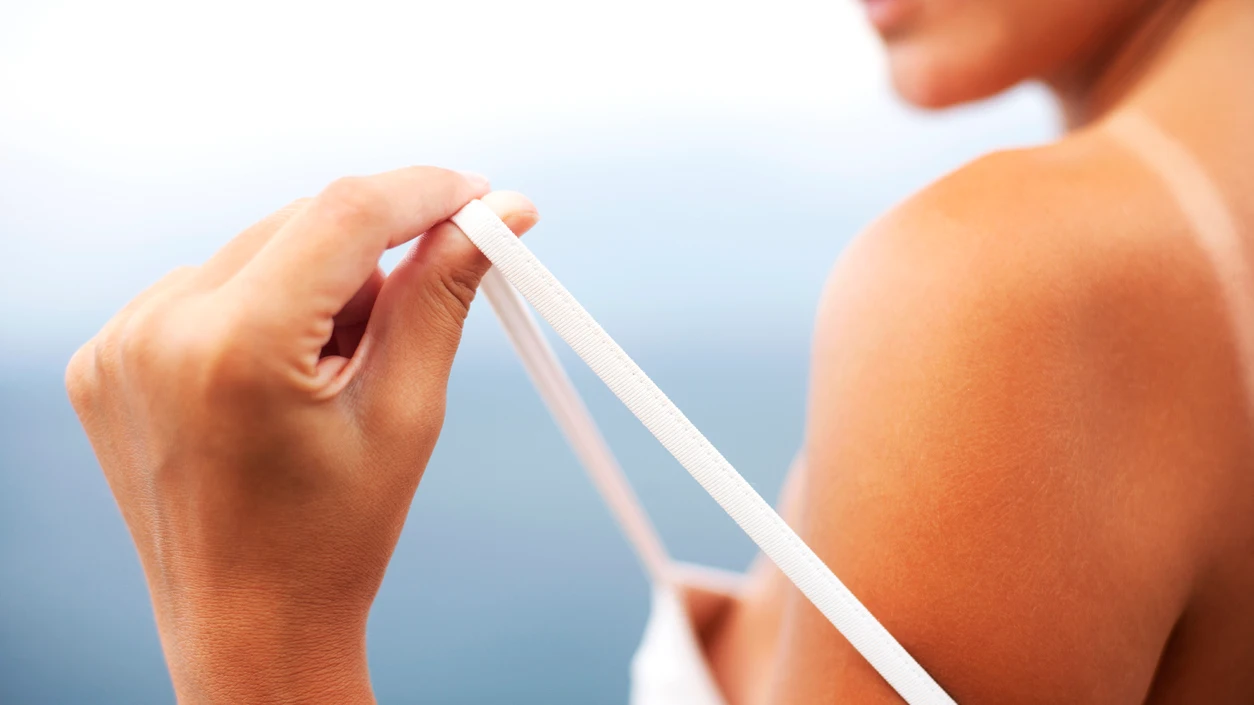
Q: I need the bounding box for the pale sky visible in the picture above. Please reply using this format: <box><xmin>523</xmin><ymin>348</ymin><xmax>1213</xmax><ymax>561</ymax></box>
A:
<box><xmin>1</xmin><ymin>0</ymin><xmax>885</xmax><ymax>157</ymax></box>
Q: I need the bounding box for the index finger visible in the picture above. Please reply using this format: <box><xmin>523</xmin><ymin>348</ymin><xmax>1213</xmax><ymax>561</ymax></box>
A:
<box><xmin>232</xmin><ymin>166</ymin><xmax>490</xmax><ymax>322</ymax></box>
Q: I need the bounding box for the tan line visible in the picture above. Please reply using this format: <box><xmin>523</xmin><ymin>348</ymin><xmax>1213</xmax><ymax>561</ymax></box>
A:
<box><xmin>1108</xmin><ymin>109</ymin><xmax>1254</xmax><ymax>414</ymax></box>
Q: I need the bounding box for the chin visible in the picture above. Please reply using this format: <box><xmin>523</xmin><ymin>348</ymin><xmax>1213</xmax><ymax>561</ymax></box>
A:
<box><xmin>885</xmin><ymin>43</ymin><xmax>1026</xmax><ymax>110</ymax></box>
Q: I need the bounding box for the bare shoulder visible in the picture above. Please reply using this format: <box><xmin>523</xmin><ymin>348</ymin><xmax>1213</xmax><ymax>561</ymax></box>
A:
<box><xmin>823</xmin><ymin>132</ymin><xmax>1212</xmax><ymax>340</ymax></box>
<box><xmin>814</xmin><ymin>134</ymin><xmax>1244</xmax><ymax>452</ymax></box>
<box><xmin>783</xmin><ymin>136</ymin><xmax>1252</xmax><ymax>703</ymax></box>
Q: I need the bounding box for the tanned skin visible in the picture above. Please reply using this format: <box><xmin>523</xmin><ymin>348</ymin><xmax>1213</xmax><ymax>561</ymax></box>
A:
<box><xmin>68</xmin><ymin>0</ymin><xmax>1254</xmax><ymax>702</ymax></box>
<box><xmin>703</xmin><ymin>0</ymin><xmax>1254</xmax><ymax>702</ymax></box>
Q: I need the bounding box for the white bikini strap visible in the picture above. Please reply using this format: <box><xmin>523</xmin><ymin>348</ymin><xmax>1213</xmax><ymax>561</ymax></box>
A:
<box><xmin>452</xmin><ymin>201</ymin><xmax>955</xmax><ymax>705</ymax></box>
<box><xmin>480</xmin><ymin>267</ymin><xmax>671</xmax><ymax>582</ymax></box>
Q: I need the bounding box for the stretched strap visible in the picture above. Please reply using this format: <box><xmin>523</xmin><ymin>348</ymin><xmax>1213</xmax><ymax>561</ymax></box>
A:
<box><xmin>481</xmin><ymin>267</ymin><xmax>671</xmax><ymax>582</ymax></box>
<box><xmin>453</xmin><ymin>200</ymin><xmax>955</xmax><ymax>705</ymax></box>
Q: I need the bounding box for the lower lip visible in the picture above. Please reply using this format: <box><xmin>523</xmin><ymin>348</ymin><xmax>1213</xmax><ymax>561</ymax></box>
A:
<box><xmin>862</xmin><ymin>0</ymin><xmax>912</xmax><ymax>33</ymax></box>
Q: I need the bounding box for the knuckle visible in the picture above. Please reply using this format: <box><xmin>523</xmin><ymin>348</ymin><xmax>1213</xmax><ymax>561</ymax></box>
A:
<box><xmin>401</xmin><ymin>165</ymin><xmax>455</xmax><ymax>188</ymax></box>
<box><xmin>164</xmin><ymin>297</ymin><xmax>249</xmax><ymax>391</ymax></box>
<box><xmin>280</xmin><ymin>196</ymin><xmax>314</xmax><ymax>215</ymax></box>
<box><xmin>410</xmin><ymin>402</ymin><xmax>446</xmax><ymax>447</ymax></box>
<box><xmin>205</xmin><ymin>316</ymin><xmax>268</xmax><ymax>390</ymax></box>
<box><xmin>91</xmin><ymin>319</ymin><xmax>126</xmax><ymax>377</ymax></box>
<box><xmin>260</xmin><ymin>197</ymin><xmax>313</xmax><ymax>229</ymax></box>
<box><xmin>115</xmin><ymin>305</ymin><xmax>166</xmax><ymax>375</ymax></box>
<box><xmin>427</xmin><ymin>265</ymin><xmax>483</xmax><ymax>325</ymax></box>
<box><xmin>372</xmin><ymin>388</ymin><xmax>446</xmax><ymax>447</ymax></box>
<box><xmin>163</xmin><ymin>265</ymin><xmax>199</xmax><ymax>287</ymax></box>
<box><xmin>188</xmin><ymin>294</ymin><xmax>291</xmax><ymax>398</ymax></box>
<box><xmin>315</xmin><ymin>176</ymin><xmax>389</xmax><ymax>231</ymax></box>
<box><xmin>114</xmin><ymin>296</ymin><xmax>222</xmax><ymax>384</ymax></box>
<box><xmin>65</xmin><ymin>278</ymin><xmax>253</xmax><ymax>420</ymax></box>
<box><xmin>411</xmin><ymin>165</ymin><xmax>461</xmax><ymax>194</ymax></box>
<box><xmin>184</xmin><ymin>327</ymin><xmax>243</xmax><ymax>395</ymax></box>
<box><xmin>64</xmin><ymin>342</ymin><xmax>99</xmax><ymax>411</ymax></box>
<box><xmin>94</xmin><ymin>267</ymin><xmax>198</xmax><ymax>376</ymax></box>
<box><xmin>403</xmin><ymin>165</ymin><xmax>444</xmax><ymax>180</ymax></box>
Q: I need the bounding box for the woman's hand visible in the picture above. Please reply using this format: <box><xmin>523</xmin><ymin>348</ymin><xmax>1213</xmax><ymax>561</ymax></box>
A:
<box><xmin>65</xmin><ymin>167</ymin><xmax>538</xmax><ymax>704</ymax></box>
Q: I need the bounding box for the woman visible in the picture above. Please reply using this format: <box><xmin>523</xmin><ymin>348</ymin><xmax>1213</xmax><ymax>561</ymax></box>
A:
<box><xmin>66</xmin><ymin>0</ymin><xmax>1254</xmax><ymax>702</ymax></box>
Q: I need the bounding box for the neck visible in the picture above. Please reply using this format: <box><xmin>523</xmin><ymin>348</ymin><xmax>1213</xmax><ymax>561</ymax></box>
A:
<box><xmin>1046</xmin><ymin>0</ymin><xmax>1243</xmax><ymax>130</ymax></box>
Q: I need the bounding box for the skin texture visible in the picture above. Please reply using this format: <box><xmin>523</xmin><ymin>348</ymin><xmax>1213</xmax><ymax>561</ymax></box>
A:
<box><xmin>701</xmin><ymin>0</ymin><xmax>1254</xmax><ymax>702</ymax></box>
<box><xmin>67</xmin><ymin>170</ymin><xmax>538</xmax><ymax>703</ymax></box>
<box><xmin>67</xmin><ymin>0</ymin><xmax>1254</xmax><ymax>703</ymax></box>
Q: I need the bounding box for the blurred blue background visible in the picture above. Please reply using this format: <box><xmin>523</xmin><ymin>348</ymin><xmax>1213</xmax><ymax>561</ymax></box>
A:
<box><xmin>0</xmin><ymin>0</ymin><xmax>1054</xmax><ymax>702</ymax></box>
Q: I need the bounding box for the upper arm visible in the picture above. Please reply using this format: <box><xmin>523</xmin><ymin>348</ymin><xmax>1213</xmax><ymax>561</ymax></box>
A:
<box><xmin>761</xmin><ymin>156</ymin><xmax>1241</xmax><ymax>703</ymax></box>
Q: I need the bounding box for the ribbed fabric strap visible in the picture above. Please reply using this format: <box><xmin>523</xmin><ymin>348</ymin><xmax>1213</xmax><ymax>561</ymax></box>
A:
<box><xmin>481</xmin><ymin>267</ymin><xmax>671</xmax><ymax>583</ymax></box>
<box><xmin>452</xmin><ymin>200</ymin><xmax>955</xmax><ymax>705</ymax></box>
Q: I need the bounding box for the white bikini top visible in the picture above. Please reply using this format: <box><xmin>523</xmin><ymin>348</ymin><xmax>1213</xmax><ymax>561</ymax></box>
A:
<box><xmin>449</xmin><ymin>109</ymin><xmax>1246</xmax><ymax>705</ymax></box>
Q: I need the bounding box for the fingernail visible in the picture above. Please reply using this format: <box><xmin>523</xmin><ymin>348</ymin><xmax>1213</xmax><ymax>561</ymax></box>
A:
<box><xmin>459</xmin><ymin>170</ymin><xmax>490</xmax><ymax>191</ymax></box>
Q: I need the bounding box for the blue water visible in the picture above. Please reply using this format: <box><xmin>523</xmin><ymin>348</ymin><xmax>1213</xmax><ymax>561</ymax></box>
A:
<box><xmin>0</xmin><ymin>338</ymin><xmax>806</xmax><ymax>704</ymax></box>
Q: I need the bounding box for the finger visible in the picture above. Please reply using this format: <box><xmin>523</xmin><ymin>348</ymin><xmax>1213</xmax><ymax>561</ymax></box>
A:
<box><xmin>94</xmin><ymin>265</ymin><xmax>201</xmax><ymax>347</ymax></box>
<box><xmin>232</xmin><ymin>167</ymin><xmax>490</xmax><ymax>326</ymax></box>
<box><xmin>352</xmin><ymin>191</ymin><xmax>539</xmax><ymax>425</ymax></box>
<box><xmin>198</xmin><ymin>199</ymin><xmax>311</xmax><ymax>287</ymax></box>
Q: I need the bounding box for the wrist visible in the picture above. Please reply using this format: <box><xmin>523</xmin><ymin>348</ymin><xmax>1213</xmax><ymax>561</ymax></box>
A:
<box><xmin>157</xmin><ymin>598</ymin><xmax>374</xmax><ymax>704</ymax></box>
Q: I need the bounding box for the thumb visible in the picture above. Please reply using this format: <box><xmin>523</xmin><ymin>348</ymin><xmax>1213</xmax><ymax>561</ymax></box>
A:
<box><xmin>353</xmin><ymin>191</ymin><xmax>539</xmax><ymax>425</ymax></box>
